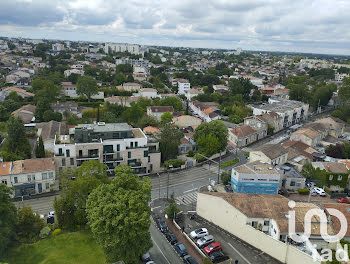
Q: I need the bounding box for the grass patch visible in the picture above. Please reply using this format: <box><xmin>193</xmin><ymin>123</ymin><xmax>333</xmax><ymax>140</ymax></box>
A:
<box><xmin>221</xmin><ymin>158</ymin><xmax>239</xmax><ymax>168</ymax></box>
<box><xmin>2</xmin><ymin>231</ymin><xmax>107</xmax><ymax>264</ymax></box>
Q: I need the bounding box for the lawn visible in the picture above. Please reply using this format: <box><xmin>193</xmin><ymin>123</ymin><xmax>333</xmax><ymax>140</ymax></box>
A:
<box><xmin>2</xmin><ymin>231</ymin><xmax>107</xmax><ymax>264</ymax></box>
<box><xmin>221</xmin><ymin>158</ymin><xmax>240</xmax><ymax>168</ymax></box>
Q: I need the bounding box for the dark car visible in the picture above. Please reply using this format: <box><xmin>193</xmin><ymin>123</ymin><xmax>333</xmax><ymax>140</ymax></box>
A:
<box><xmin>224</xmin><ymin>185</ymin><xmax>233</xmax><ymax>193</ymax></box>
<box><xmin>156</xmin><ymin>218</ymin><xmax>168</xmax><ymax>233</ymax></box>
<box><xmin>209</xmin><ymin>251</ymin><xmax>229</xmax><ymax>263</ymax></box>
<box><xmin>174</xmin><ymin>243</ymin><xmax>188</xmax><ymax>257</ymax></box>
<box><xmin>183</xmin><ymin>255</ymin><xmax>198</xmax><ymax>264</ymax></box>
<box><xmin>166</xmin><ymin>232</ymin><xmax>177</xmax><ymax>244</ymax></box>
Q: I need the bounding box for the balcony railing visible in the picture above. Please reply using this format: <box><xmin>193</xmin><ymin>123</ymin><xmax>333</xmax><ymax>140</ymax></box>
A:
<box><xmin>103</xmin><ymin>157</ymin><xmax>123</xmax><ymax>163</ymax></box>
<box><xmin>126</xmin><ymin>145</ymin><xmax>147</xmax><ymax>149</ymax></box>
<box><xmin>55</xmin><ymin>153</ymin><xmax>64</xmax><ymax>156</ymax></box>
<box><xmin>76</xmin><ymin>154</ymin><xmax>99</xmax><ymax>160</ymax></box>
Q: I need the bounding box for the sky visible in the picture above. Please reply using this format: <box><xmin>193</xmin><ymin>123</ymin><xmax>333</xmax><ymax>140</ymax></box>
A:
<box><xmin>0</xmin><ymin>0</ymin><xmax>350</xmax><ymax>55</ymax></box>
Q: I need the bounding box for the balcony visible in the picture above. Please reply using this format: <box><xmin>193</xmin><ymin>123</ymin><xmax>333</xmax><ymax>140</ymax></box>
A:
<box><xmin>55</xmin><ymin>153</ymin><xmax>64</xmax><ymax>156</ymax></box>
<box><xmin>126</xmin><ymin>145</ymin><xmax>147</xmax><ymax>150</ymax></box>
<box><xmin>76</xmin><ymin>154</ymin><xmax>99</xmax><ymax>160</ymax></box>
<box><xmin>128</xmin><ymin>161</ymin><xmax>142</xmax><ymax>167</ymax></box>
<box><xmin>103</xmin><ymin>157</ymin><xmax>123</xmax><ymax>163</ymax></box>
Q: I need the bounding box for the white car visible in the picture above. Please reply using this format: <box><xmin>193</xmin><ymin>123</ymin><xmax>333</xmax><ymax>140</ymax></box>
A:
<box><xmin>312</xmin><ymin>187</ymin><xmax>326</xmax><ymax>197</ymax></box>
<box><xmin>48</xmin><ymin>211</ymin><xmax>55</xmax><ymax>217</ymax></box>
<box><xmin>196</xmin><ymin>235</ymin><xmax>214</xmax><ymax>248</ymax></box>
<box><xmin>190</xmin><ymin>228</ymin><xmax>208</xmax><ymax>239</ymax></box>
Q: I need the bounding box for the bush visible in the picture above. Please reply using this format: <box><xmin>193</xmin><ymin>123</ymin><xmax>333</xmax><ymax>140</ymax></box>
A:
<box><xmin>187</xmin><ymin>150</ymin><xmax>194</xmax><ymax>157</ymax></box>
<box><xmin>164</xmin><ymin>159</ymin><xmax>185</xmax><ymax>169</ymax></box>
<box><xmin>39</xmin><ymin>226</ymin><xmax>51</xmax><ymax>239</ymax></box>
<box><xmin>297</xmin><ymin>188</ymin><xmax>310</xmax><ymax>195</ymax></box>
<box><xmin>52</xmin><ymin>228</ymin><xmax>62</xmax><ymax>236</ymax></box>
<box><xmin>221</xmin><ymin>172</ymin><xmax>231</xmax><ymax>185</ymax></box>
<box><xmin>221</xmin><ymin>158</ymin><xmax>239</xmax><ymax>168</ymax></box>
<box><xmin>165</xmin><ymin>201</ymin><xmax>180</xmax><ymax>220</ymax></box>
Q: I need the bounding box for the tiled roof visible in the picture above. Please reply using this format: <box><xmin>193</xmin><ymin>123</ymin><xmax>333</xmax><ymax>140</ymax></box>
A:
<box><xmin>252</xmin><ymin>144</ymin><xmax>288</xmax><ymax>160</ymax></box>
<box><xmin>143</xmin><ymin>126</ymin><xmax>161</xmax><ymax>134</ymax></box>
<box><xmin>148</xmin><ymin>106</ymin><xmax>174</xmax><ymax>113</ymax></box>
<box><xmin>3</xmin><ymin>87</ymin><xmax>34</xmax><ymax>97</ymax></box>
<box><xmin>0</xmin><ymin>158</ymin><xmax>55</xmax><ymax>175</ymax></box>
<box><xmin>0</xmin><ymin>162</ymin><xmax>11</xmax><ymax>176</ymax></box>
<box><xmin>231</xmin><ymin>125</ymin><xmax>256</xmax><ymax>137</ymax></box>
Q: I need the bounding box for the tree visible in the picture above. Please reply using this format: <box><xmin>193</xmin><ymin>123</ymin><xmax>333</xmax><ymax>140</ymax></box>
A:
<box><xmin>0</xmin><ymin>184</ymin><xmax>17</xmax><ymax>255</ymax></box>
<box><xmin>43</xmin><ymin>110</ymin><xmax>62</xmax><ymax>122</ymax></box>
<box><xmin>161</xmin><ymin>112</ymin><xmax>173</xmax><ymax>124</ymax></box>
<box><xmin>17</xmin><ymin>206</ymin><xmax>45</xmax><ymax>242</ymax></box>
<box><xmin>159</xmin><ymin>124</ymin><xmax>183</xmax><ymax>162</ymax></box>
<box><xmin>165</xmin><ymin>200</ymin><xmax>180</xmax><ymax>220</ymax></box>
<box><xmin>5</xmin><ymin>116</ymin><xmax>31</xmax><ymax>160</ymax></box>
<box><xmin>86</xmin><ymin>165</ymin><xmax>152</xmax><ymax>264</ymax></box>
<box><xmin>267</xmin><ymin>125</ymin><xmax>274</xmax><ymax>136</ymax></box>
<box><xmin>76</xmin><ymin>76</ymin><xmax>98</xmax><ymax>102</ymax></box>
<box><xmin>221</xmin><ymin>172</ymin><xmax>231</xmax><ymax>185</ymax></box>
<box><xmin>159</xmin><ymin>97</ymin><xmax>183</xmax><ymax>111</ymax></box>
<box><xmin>121</xmin><ymin>104</ymin><xmax>145</xmax><ymax>124</ymax></box>
<box><xmin>197</xmin><ymin>133</ymin><xmax>220</xmax><ymax>157</ymax></box>
<box><xmin>339</xmin><ymin>77</ymin><xmax>350</xmax><ymax>103</ymax></box>
<box><xmin>35</xmin><ymin>136</ymin><xmax>45</xmax><ymax>158</ymax></box>
<box><xmin>35</xmin><ymin>97</ymin><xmax>52</xmax><ymax>122</ymax></box>
<box><xmin>194</xmin><ymin>120</ymin><xmax>228</xmax><ymax>154</ymax></box>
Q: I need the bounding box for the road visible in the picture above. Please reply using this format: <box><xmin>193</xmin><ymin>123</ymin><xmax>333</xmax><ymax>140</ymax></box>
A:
<box><xmin>13</xmin><ymin>194</ymin><xmax>59</xmax><ymax>215</ymax></box>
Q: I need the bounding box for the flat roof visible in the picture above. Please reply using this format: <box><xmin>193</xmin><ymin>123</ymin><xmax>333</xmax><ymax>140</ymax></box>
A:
<box><xmin>75</xmin><ymin>123</ymin><xmax>132</xmax><ymax>133</ymax></box>
<box><xmin>234</xmin><ymin>160</ymin><xmax>279</xmax><ymax>175</ymax></box>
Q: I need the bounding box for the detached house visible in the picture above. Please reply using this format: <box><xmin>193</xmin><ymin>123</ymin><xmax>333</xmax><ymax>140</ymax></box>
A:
<box><xmin>147</xmin><ymin>106</ymin><xmax>174</xmax><ymax>121</ymax></box>
<box><xmin>189</xmin><ymin>101</ymin><xmax>221</xmax><ymax>122</ymax></box>
<box><xmin>249</xmin><ymin>144</ymin><xmax>288</xmax><ymax>166</ymax></box>
<box><xmin>229</xmin><ymin>125</ymin><xmax>262</xmax><ymax>147</ymax></box>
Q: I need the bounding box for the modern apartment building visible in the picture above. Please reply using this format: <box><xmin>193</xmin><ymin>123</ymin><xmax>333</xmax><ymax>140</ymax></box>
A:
<box><xmin>0</xmin><ymin>158</ymin><xmax>56</xmax><ymax>197</ymax></box>
<box><xmin>54</xmin><ymin>123</ymin><xmax>161</xmax><ymax>175</ymax></box>
<box><xmin>105</xmin><ymin>43</ymin><xmax>147</xmax><ymax>56</ymax></box>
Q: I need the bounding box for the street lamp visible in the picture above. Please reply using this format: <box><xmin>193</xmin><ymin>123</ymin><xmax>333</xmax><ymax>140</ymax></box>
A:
<box><xmin>157</xmin><ymin>173</ymin><xmax>161</xmax><ymax>199</ymax></box>
<box><xmin>167</xmin><ymin>165</ymin><xmax>173</xmax><ymax>200</ymax></box>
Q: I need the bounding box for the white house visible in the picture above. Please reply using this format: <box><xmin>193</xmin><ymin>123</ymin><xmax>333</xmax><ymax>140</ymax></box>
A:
<box><xmin>135</xmin><ymin>88</ymin><xmax>158</xmax><ymax>98</ymax></box>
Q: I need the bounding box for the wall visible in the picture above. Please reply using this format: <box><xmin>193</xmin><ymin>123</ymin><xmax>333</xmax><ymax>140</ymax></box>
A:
<box><xmin>196</xmin><ymin>193</ymin><xmax>320</xmax><ymax>264</ymax></box>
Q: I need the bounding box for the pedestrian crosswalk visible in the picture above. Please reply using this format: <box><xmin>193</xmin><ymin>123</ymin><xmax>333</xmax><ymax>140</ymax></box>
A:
<box><xmin>175</xmin><ymin>192</ymin><xmax>198</xmax><ymax>205</ymax></box>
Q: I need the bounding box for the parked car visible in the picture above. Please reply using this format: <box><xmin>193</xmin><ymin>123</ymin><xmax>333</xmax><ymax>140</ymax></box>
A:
<box><xmin>174</xmin><ymin>243</ymin><xmax>188</xmax><ymax>257</ymax></box>
<box><xmin>224</xmin><ymin>185</ymin><xmax>233</xmax><ymax>193</ymax></box>
<box><xmin>313</xmin><ymin>187</ymin><xmax>326</xmax><ymax>197</ymax></box>
<box><xmin>146</xmin><ymin>262</ymin><xmax>155</xmax><ymax>264</ymax></box>
<box><xmin>165</xmin><ymin>232</ymin><xmax>177</xmax><ymax>244</ymax></box>
<box><xmin>156</xmin><ymin>218</ymin><xmax>168</xmax><ymax>233</ymax></box>
<box><xmin>209</xmin><ymin>251</ymin><xmax>230</xmax><ymax>263</ymax></box>
<box><xmin>204</xmin><ymin>242</ymin><xmax>222</xmax><ymax>255</ymax></box>
<box><xmin>337</xmin><ymin>197</ymin><xmax>350</xmax><ymax>204</ymax></box>
<box><xmin>196</xmin><ymin>235</ymin><xmax>214</xmax><ymax>248</ymax></box>
<box><xmin>46</xmin><ymin>216</ymin><xmax>55</xmax><ymax>224</ymax></box>
<box><xmin>190</xmin><ymin>228</ymin><xmax>208</xmax><ymax>239</ymax></box>
<box><xmin>183</xmin><ymin>255</ymin><xmax>198</xmax><ymax>264</ymax></box>
<box><xmin>141</xmin><ymin>252</ymin><xmax>151</xmax><ymax>262</ymax></box>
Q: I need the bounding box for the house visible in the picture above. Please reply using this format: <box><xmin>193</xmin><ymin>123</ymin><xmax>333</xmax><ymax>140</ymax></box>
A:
<box><xmin>104</xmin><ymin>96</ymin><xmax>139</xmax><ymax>107</ymax></box>
<box><xmin>60</xmin><ymin>81</ymin><xmax>104</xmax><ymax>99</ymax></box>
<box><xmin>12</xmin><ymin>104</ymin><xmax>36</xmax><ymax>123</ymax></box>
<box><xmin>120</xmin><ymin>82</ymin><xmax>141</xmax><ymax>92</ymax></box>
<box><xmin>64</xmin><ymin>68</ymin><xmax>84</xmax><ymax>77</ymax></box>
<box><xmin>243</xmin><ymin>116</ymin><xmax>268</xmax><ymax>139</ymax></box>
<box><xmin>290</xmin><ymin>128</ymin><xmax>321</xmax><ymax>147</ymax></box>
<box><xmin>231</xmin><ymin>161</ymin><xmax>281</xmax><ymax>194</ymax></box>
<box><xmin>213</xmin><ymin>84</ymin><xmax>229</xmax><ymax>92</ymax></box>
<box><xmin>146</xmin><ymin>106</ymin><xmax>174</xmax><ymax>121</ymax></box>
<box><xmin>197</xmin><ymin>192</ymin><xmax>331</xmax><ymax>262</ymax></box>
<box><xmin>311</xmin><ymin>162</ymin><xmax>349</xmax><ymax>192</ymax></box>
<box><xmin>278</xmin><ymin>166</ymin><xmax>306</xmax><ymax>190</ymax></box>
<box><xmin>189</xmin><ymin>101</ymin><xmax>221</xmax><ymax>122</ymax></box>
<box><xmin>54</xmin><ymin>123</ymin><xmax>161</xmax><ymax>175</ymax></box>
<box><xmin>172</xmin><ymin>115</ymin><xmax>202</xmax><ymax>130</ymax></box>
<box><xmin>6</xmin><ymin>71</ymin><xmax>31</xmax><ymax>84</ymax></box>
<box><xmin>229</xmin><ymin>125</ymin><xmax>259</xmax><ymax>147</ymax></box>
<box><xmin>178</xmin><ymin>137</ymin><xmax>194</xmax><ymax>154</ymax></box>
<box><xmin>136</xmin><ymin>88</ymin><xmax>158</xmax><ymax>98</ymax></box>
<box><xmin>172</xmin><ymin>78</ymin><xmax>190</xmax><ymax>94</ymax></box>
<box><xmin>51</xmin><ymin>102</ymin><xmax>86</xmax><ymax>118</ymax></box>
<box><xmin>256</xmin><ymin>112</ymin><xmax>284</xmax><ymax>133</ymax></box>
<box><xmin>0</xmin><ymin>158</ymin><xmax>56</xmax><ymax>197</ymax></box>
<box><xmin>322</xmin><ymin>203</ymin><xmax>350</xmax><ymax>242</ymax></box>
<box><xmin>143</xmin><ymin>126</ymin><xmax>161</xmax><ymax>135</ymax></box>
<box><xmin>282</xmin><ymin>140</ymin><xmax>319</xmax><ymax>170</ymax></box>
<box><xmin>0</xmin><ymin>86</ymin><xmax>34</xmax><ymax>102</ymax></box>
<box><xmin>36</xmin><ymin>121</ymin><xmax>68</xmax><ymax>152</ymax></box>
<box><xmin>185</xmin><ymin>88</ymin><xmax>203</xmax><ymax>101</ymax></box>
<box><xmin>249</xmin><ymin>144</ymin><xmax>288</xmax><ymax>165</ymax></box>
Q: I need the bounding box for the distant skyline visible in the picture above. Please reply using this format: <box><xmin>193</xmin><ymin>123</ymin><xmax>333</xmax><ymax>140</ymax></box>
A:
<box><xmin>0</xmin><ymin>0</ymin><xmax>350</xmax><ymax>55</ymax></box>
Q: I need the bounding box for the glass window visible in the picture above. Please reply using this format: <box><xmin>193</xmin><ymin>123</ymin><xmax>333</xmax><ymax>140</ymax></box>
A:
<box><xmin>329</xmin><ymin>175</ymin><xmax>333</xmax><ymax>180</ymax></box>
<box><xmin>135</xmin><ymin>142</ymin><xmax>138</xmax><ymax>147</ymax></box>
<box><xmin>66</xmin><ymin>149</ymin><xmax>70</xmax><ymax>157</ymax></box>
<box><xmin>290</xmin><ymin>181</ymin><xmax>295</xmax><ymax>186</ymax></box>
<box><xmin>49</xmin><ymin>172</ymin><xmax>54</xmax><ymax>179</ymax></box>
<box><xmin>1</xmin><ymin>180</ymin><xmax>7</xmax><ymax>185</ymax></box>
<box><xmin>42</xmin><ymin>173</ymin><xmax>47</xmax><ymax>180</ymax></box>
<box><xmin>70</xmin><ymin>158</ymin><xmax>74</xmax><ymax>166</ymax></box>
<box><xmin>148</xmin><ymin>156</ymin><xmax>151</xmax><ymax>163</ymax></box>
<box><xmin>338</xmin><ymin>175</ymin><xmax>342</xmax><ymax>181</ymax></box>
<box><xmin>62</xmin><ymin>158</ymin><xmax>66</xmax><ymax>166</ymax></box>
<box><xmin>46</xmin><ymin>183</ymin><xmax>50</xmax><ymax>190</ymax></box>
<box><xmin>14</xmin><ymin>177</ymin><xmax>18</xmax><ymax>183</ymax></box>
<box><xmin>27</xmin><ymin>175</ymin><xmax>31</xmax><ymax>182</ymax></box>
<box><xmin>128</xmin><ymin>152</ymin><xmax>131</xmax><ymax>158</ymax></box>
<box><xmin>264</xmin><ymin>220</ymin><xmax>270</xmax><ymax>226</ymax></box>
<box><xmin>117</xmin><ymin>144</ymin><xmax>120</xmax><ymax>151</ymax></box>
<box><xmin>32</xmin><ymin>175</ymin><xmax>35</xmax><ymax>181</ymax></box>
<box><xmin>144</xmin><ymin>151</ymin><xmax>148</xmax><ymax>157</ymax></box>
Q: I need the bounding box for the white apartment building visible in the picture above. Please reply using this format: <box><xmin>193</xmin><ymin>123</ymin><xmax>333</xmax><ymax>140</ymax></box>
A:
<box><xmin>54</xmin><ymin>123</ymin><xmax>161</xmax><ymax>175</ymax></box>
<box><xmin>178</xmin><ymin>79</ymin><xmax>191</xmax><ymax>95</ymax></box>
<box><xmin>0</xmin><ymin>158</ymin><xmax>56</xmax><ymax>197</ymax></box>
<box><xmin>52</xmin><ymin>43</ymin><xmax>65</xmax><ymax>51</ymax></box>
<box><xmin>335</xmin><ymin>72</ymin><xmax>349</xmax><ymax>82</ymax></box>
<box><xmin>105</xmin><ymin>43</ymin><xmax>146</xmax><ymax>56</ymax></box>
<box><xmin>64</xmin><ymin>68</ymin><xmax>84</xmax><ymax>77</ymax></box>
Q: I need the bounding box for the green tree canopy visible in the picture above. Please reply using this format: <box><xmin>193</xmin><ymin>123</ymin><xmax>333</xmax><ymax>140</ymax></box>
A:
<box><xmin>159</xmin><ymin>96</ymin><xmax>183</xmax><ymax>111</ymax></box>
<box><xmin>339</xmin><ymin>77</ymin><xmax>350</xmax><ymax>102</ymax></box>
<box><xmin>76</xmin><ymin>75</ymin><xmax>98</xmax><ymax>102</ymax></box>
<box><xmin>35</xmin><ymin>136</ymin><xmax>45</xmax><ymax>158</ymax></box>
<box><xmin>159</xmin><ymin>124</ymin><xmax>183</xmax><ymax>162</ymax></box>
<box><xmin>0</xmin><ymin>184</ymin><xmax>17</xmax><ymax>255</ymax></box>
<box><xmin>17</xmin><ymin>206</ymin><xmax>45</xmax><ymax>242</ymax></box>
<box><xmin>161</xmin><ymin>112</ymin><xmax>173</xmax><ymax>124</ymax></box>
<box><xmin>86</xmin><ymin>165</ymin><xmax>152</xmax><ymax>264</ymax></box>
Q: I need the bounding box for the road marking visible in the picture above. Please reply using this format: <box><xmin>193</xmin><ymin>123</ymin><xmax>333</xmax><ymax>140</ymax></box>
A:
<box><xmin>151</xmin><ymin>237</ymin><xmax>171</xmax><ymax>264</ymax></box>
<box><xmin>151</xmin><ymin>175</ymin><xmax>210</xmax><ymax>191</ymax></box>
<box><xmin>228</xmin><ymin>242</ymin><xmax>252</xmax><ymax>264</ymax></box>
<box><xmin>184</xmin><ymin>188</ymin><xmax>198</xmax><ymax>194</ymax></box>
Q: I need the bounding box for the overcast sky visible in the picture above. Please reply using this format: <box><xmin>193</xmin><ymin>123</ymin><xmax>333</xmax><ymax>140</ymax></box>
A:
<box><xmin>0</xmin><ymin>0</ymin><xmax>349</xmax><ymax>55</ymax></box>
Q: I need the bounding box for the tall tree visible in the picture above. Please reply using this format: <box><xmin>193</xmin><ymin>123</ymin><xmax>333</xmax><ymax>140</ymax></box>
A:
<box><xmin>0</xmin><ymin>184</ymin><xmax>17</xmax><ymax>255</ymax></box>
<box><xmin>35</xmin><ymin>136</ymin><xmax>45</xmax><ymax>158</ymax></box>
<box><xmin>159</xmin><ymin>124</ymin><xmax>183</xmax><ymax>162</ymax></box>
<box><xmin>161</xmin><ymin>112</ymin><xmax>173</xmax><ymax>124</ymax></box>
<box><xmin>339</xmin><ymin>77</ymin><xmax>350</xmax><ymax>103</ymax></box>
<box><xmin>86</xmin><ymin>165</ymin><xmax>152</xmax><ymax>264</ymax></box>
<box><xmin>17</xmin><ymin>206</ymin><xmax>45</xmax><ymax>242</ymax></box>
<box><xmin>5</xmin><ymin>116</ymin><xmax>31</xmax><ymax>160</ymax></box>
<box><xmin>76</xmin><ymin>75</ymin><xmax>98</xmax><ymax>102</ymax></box>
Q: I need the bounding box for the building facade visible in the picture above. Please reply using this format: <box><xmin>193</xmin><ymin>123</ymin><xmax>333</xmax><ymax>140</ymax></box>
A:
<box><xmin>54</xmin><ymin>123</ymin><xmax>161</xmax><ymax>175</ymax></box>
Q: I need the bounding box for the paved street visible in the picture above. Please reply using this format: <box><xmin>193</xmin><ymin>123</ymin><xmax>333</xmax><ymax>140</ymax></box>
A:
<box><xmin>13</xmin><ymin>194</ymin><xmax>59</xmax><ymax>215</ymax></box>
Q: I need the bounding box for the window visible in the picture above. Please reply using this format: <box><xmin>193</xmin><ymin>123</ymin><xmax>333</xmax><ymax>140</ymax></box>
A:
<box><xmin>264</xmin><ymin>220</ymin><xmax>270</xmax><ymax>226</ymax></box>
<box><xmin>148</xmin><ymin>156</ymin><xmax>151</xmax><ymax>163</ymax></box>
<box><xmin>32</xmin><ymin>175</ymin><xmax>35</xmax><ymax>181</ymax></box>
<box><xmin>329</xmin><ymin>175</ymin><xmax>333</xmax><ymax>180</ymax></box>
<box><xmin>58</xmin><ymin>148</ymin><xmax>63</xmax><ymax>155</ymax></box>
<box><xmin>117</xmin><ymin>144</ymin><xmax>120</xmax><ymax>151</ymax></box>
<box><xmin>62</xmin><ymin>158</ymin><xmax>66</xmax><ymax>166</ymax></box>
<box><xmin>290</xmin><ymin>181</ymin><xmax>295</xmax><ymax>186</ymax></box>
<box><xmin>128</xmin><ymin>152</ymin><xmax>131</xmax><ymax>158</ymax></box>
<box><xmin>79</xmin><ymin>150</ymin><xmax>82</xmax><ymax>157</ymax></box>
<box><xmin>27</xmin><ymin>175</ymin><xmax>31</xmax><ymax>182</ymax></box>
<box><xmin>70</xmin><ymin>158</ymin><xmax>74</xmax><ymax>166</ymax></box>
<box><xmin>14</xmin><ymin>177</ymin><xmax>18</xmax><ymax>183</ymax></box>
<box><xmin>338</xmin><ymin>175</ymin><xmax>343</xmax><ymax>181</ymax></box>
<box><xmin>135</xmin><ymin>142</ymin><xmax>138</xmax><ymax>147</ymax></box>
<box><xmin>66</xmin><ymin>149</ymin><xmax>70</xmax><ymax>157</ymax></box>
<box><xmin>144</xmin><ymin>151</ymin><xmax>148</xmax><ymax>157</ymax></box>
<box><xmin>49</xmin><ymin>172</ymin><xmax>54</xmax><ymax>179</ymax></box>
<box><xmin>130</xmin><ymin>142</ymin><xmax>134</xmax><ymax>148</ymax></box>
<box><xmin>2</xmin><ymin>180</ymin><xmax>7</xmax><ymax>185</ymax></box>
<box><xmin>252</xmin><ymin>221</ymin><xmax>258</xmax><ymax>228</ymax></box>
<box><xmin>42</xmin><ymin>173</ymin><xmax>47</xmax><ymax>180</ymax></box>
<box><xmin>46</xmin><ymin>183</ymin><xmax>50</xmax><ymax>190</ymax></box>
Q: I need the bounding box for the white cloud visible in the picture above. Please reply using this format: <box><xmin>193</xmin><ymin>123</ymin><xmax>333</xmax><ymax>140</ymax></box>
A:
<box><xmin>0</xmin><ymin>0</ymin><xmax>349</xmax><ymax>54</ymax></box>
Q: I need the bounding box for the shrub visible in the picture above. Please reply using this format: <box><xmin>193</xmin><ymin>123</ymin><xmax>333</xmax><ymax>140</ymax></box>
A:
<box><xmin>297</xmin><ymin>188</ymin><xmax>310</xmax><ymax>195</ymax></box>
<box><xmin>221</xmin><ymin>172</ymin><xmax>231</xmax><ymax>185</ymax></box>
<box><xmin>39</xmin><ymin>226</ymin><xmax>51</xmax><ymax>239</ymax></box>
<box><xmin>164</xmin><ymin>159</ymin><xmax>185</xmax><ymax>169</ymax></box>
<box><xmin>187</xmin><ymin>150</ymin><xmax>194</xmax><ymax>157</ymax></box>
<box><xmin>52</xmin><ymin>228</ymin><xmax>62</xmax><ymax>236</ymax></box>
<box><xmin>165</xmin><ymin>201</ymin><xmax>180</xmax><ymax>220</ymax></box>
<box><xmin>221</xmin><ymin>158</ymin><xmax>239</xmax><ymax>168</ymax></box>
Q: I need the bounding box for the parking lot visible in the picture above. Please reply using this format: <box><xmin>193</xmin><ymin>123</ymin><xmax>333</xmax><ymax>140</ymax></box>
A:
<box><xmin>178</xmin><ymin>213</ymin><xmax>282</xmax><ymax>264</ymax></box>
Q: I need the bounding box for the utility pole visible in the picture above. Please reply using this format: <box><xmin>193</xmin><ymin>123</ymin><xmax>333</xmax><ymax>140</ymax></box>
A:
<box><xmin>167</xmin><ymin>165</ymin><xmax>173</xmax><ymax>200</ymax></box>
<box><xmin>217</xmin><ymin>151</ymin><xmax>222</xmax><ymax>184</ymax></box>
<box><xmin>157</xmin><ymin>173</ymin><xmax>161</xmax><ymax>199</ymax></box>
